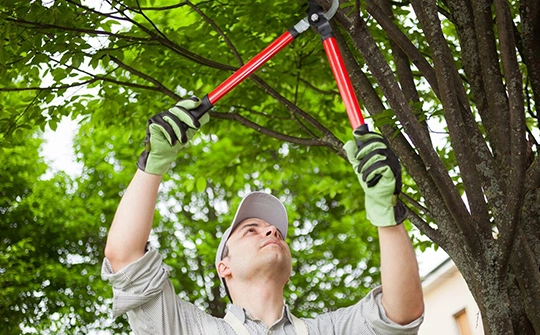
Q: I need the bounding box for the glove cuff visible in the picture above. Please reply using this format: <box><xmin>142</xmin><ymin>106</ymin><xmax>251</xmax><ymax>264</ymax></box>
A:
<box><xmin>394</xmin><ymin>200</ymin><xmax>407</xmax><ymax>224</ymax></box>
<box><xmin>366</xmin><ymin>197</ymin><xmax>407</xmax><ymax>227</ymax></box>
<box><xmin>137</xmin><ymin>150</ymin><xmax>172</xmax><ymax>175</ymax></box>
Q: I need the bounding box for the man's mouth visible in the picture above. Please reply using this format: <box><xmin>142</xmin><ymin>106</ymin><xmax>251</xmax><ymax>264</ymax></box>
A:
<box><xmin>261</xmin><ymin>240</ymin><xmax>281</xmax><ymax>248</ymax></box>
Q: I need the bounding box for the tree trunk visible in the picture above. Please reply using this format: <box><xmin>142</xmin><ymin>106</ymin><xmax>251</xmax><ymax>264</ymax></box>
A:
<box><xmin>446</xmin><ymin>245</ymin><xmax>514</xmax><ymax>335</ymax></box>
<box><xmin>437</xmin><ymin>204</ymin><xmax>540</xmax><ymax>335</ymax></box>
<box><xmin>507</xmin><ymin>270</ymin><xmax>536</xmax><ymax>334</ymax></box>
<box><xmin>477</xmin><ymin>282</ymin><xmax>514</xmax><ymax>335</ymax></box>
<box><xmin>315</xmin><ymin>0</ymin><xmax>540</xmax><ymax>331</ymax></box>
<box><xmin>509</xmin><ymin>232</ymin><xmax>540</xmax><ymax>332</ymax></box>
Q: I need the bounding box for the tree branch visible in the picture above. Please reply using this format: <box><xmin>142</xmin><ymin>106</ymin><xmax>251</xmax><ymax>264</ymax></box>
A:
<box><xmin>329</xmin><ymin>16</ymin><xmax>459</xmax><ymax>241</ymax></box>
<box><xmin>329</xmin><ymin>2</ymin><xmax>475</xmax><ymax>242</ymax></box>
<box><xmin>137</xmin><ymin>2</ymin><xmax>189</xmax><ymax>11</ymax></box>
<box><xmin>468</xmin><ymin>0</ymin><xmax>512</xmax><ymax>159</ymax></box>
<box><xmin>298</xmin><ymin>78</ymin><xmax>339</xmax><ymax>96</ymax></box>
<box><xmin>15</xmin><ymin>3</ymin><xmax>236</xmax><ymax>74</ymax></box>
<box><xmin>47</xmin><ymin>56</ymin><xmax>178</xmax><ymax>99</ymax></box>
<box><xmin>104</xmin><ymin>1</ymin><xmax>238</xmax><ymax>72</ymax></box>
<box><xmin>5</xmin><ymin>17</ymin><xmax>152</xmax><ymax>43</ymax></box>
<box><xmin>445</xmin><ymin>0</ymin><xmax>506</xmax><ymax>165</ymax></box>
<box><xmin>519</xmin><ymin>0</ymin><xmax>540</xmax><ymax>112</ymax></box>
<box><xmin>376</xmin><ymin>0</ymin><xmax>430</xmax><ymax>139</ymax></box>
<box><xmin>409</xmin><ymin>0</ymin><xmax>492</xmax><ymax>243</ymax></box>
<box><xmin>364</xmin><ymin>0</ymin><xmax>441</xmax><ymax>99</ymax></box>
<box><xmin>0</xmin><ymin>79</ymin><xmax>98</xmax><ymax>92</ymax></box>
<box><xmin>400</xmin><ymin>192</ymin><xmax>430</xmax><ymax>216</ymax></box>
<box><xmin>110</xmin><ymin>0</ymin><xmax>342</xmax><ymax>149</ymax></box>
<box><xmin>440</xmin><ymin>0</ymin><xmax>506</xmax><ymax>241</ymax></box>
<box><xmin>525</xmin><ymin>158</ymin><xmax>540</xmax><ymax>192</ymax></box>
<box><xmin>248</xmin><ymin>76</ymin><xmax>345</xmax><ymax>153</ymax></box>
<box><xmin>113</xmin><ymin>1</ymin><xmax>341</xmax><ymax>145</ymax></box>
<box><xmin>230</xmin><ymin>105</ymin><xmax>291</xmax><ymax>121</ymax></box>
<box><xmin>64</xmin><ymin>0</ymin><xmax>131</xmax><ymax>23</ymax></box>
<box><xmin>209</xmin><ymin>111</ymin><xmax>332</xmax><ymax>148</ymax></box>
<box><xmin>132</xmin><ymin>0</ymin><xmax>171</xmax><ymax>41</ymax></box>
<box><xmin>185</xmin><ymin>0</ymin><xmax>244</xmax><ymax>65</ymax></box>
<box><xmin>494</xmin><ymin>0</ymin><xmax>527</xmax><ymax>274</ymax></box>
<box><xmin>403</xmin><ymin>202</ymin><xmax>444</xmax><ymax>246</ymax></box>
<box><xmin>292</xmin><ymin>53</ymin><xmax>329</xmax><ymax>138</ymax></box>
<box><xmin>0</xmin><ymin>91</ymin><xmax>41</xmax><ymax>141</ymax></box>
<box><xmin>108</xmin><ymin>55</ymin><xmax>181</xmax><ymax>100</ymax></box>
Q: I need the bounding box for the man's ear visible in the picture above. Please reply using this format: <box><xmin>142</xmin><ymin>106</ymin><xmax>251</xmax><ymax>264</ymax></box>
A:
<box><xmin>217</xmin><ymin>259</ymin><xmax>232</xmax><ymax>279</ymax></box>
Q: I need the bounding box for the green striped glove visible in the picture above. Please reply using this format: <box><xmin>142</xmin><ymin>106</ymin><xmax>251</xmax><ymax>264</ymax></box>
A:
<box><xmin>344</xmin><ymin>127</ymin><xmax>406</xmax><ymax>227</ymax></box>
<box><xmin>137</xmin><ymin>97</ymin><xmax>210</xmax><ymax>175</ymax></box>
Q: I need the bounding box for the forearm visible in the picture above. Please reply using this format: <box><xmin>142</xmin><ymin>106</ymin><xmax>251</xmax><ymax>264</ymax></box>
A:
<box><xmin>378</xmin><ymin>224</ymin><xmax>424</xmax><ymax>324</ymax></box>
<box><xmin>104</xmin><ymin>169</ymin><xmax>162</xmax><ymax>272</ymax></box>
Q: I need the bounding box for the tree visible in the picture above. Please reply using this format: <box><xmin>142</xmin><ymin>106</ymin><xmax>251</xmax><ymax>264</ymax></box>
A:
<box><xmin>1</xmin><ymin>2</ymin><xmax>382</xmax><ymax>333</ymax></box>
<box><xmin>0</xmin><ymin>132</ymin><xmax>130</xmax><ymax>334</ymax></box>
<box><xmin>1</xmin><ymin>0</ymin><xmax>539</xmax><ymax>334</ymax></box>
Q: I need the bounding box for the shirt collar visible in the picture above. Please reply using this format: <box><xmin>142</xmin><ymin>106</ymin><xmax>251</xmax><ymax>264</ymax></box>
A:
<box><xmin>228</xmin><ymin>303</ymin><xmax>293</xmax><ymax>324</ymax></box>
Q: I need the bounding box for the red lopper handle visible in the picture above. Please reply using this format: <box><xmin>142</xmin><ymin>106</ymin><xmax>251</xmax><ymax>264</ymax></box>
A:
<box><xmin>322</xmin><ymin>37</ymin><xmax>365</xmax><ymax>130</ymax></box>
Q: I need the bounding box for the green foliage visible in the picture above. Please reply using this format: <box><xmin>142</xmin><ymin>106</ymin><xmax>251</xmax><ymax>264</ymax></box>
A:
<box><xmin>4</xmin><ymin>0</ymin><xmax>538</xmax><ymax>333</ymax></box>
<box><xmin>0</xmin><ymin>132</ymin><xmax>125</xmax><ymax>334</ymax></box>
<box><xmin>0</xmin><ymin>0</ymin><xmax>428</xmax><ymax>331</ymax></box>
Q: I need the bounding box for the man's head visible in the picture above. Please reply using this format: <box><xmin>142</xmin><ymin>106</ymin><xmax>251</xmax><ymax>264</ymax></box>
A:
<box><xmin>215</xmin><ymin>192</ymin><xmax>292</xmax><ymax>300</ymax></box>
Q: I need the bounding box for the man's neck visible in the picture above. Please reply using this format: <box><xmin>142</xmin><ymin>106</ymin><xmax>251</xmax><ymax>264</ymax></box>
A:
<box><xmin>231</xmin><ymin>283</ymin><xmax>285</xmax><ymax>328</ymax></box>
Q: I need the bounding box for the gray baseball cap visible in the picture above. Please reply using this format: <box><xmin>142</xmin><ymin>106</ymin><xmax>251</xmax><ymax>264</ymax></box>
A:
<box><xmin>215</xmin><ymin>191</ymin><xmax>289</xmax><ymax>296</ymax></box>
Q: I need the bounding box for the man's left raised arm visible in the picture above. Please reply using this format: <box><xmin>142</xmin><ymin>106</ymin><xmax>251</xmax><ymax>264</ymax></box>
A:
<box><xmin>378</xmin><ymin>225</ymin><xmax>424</xmax><ymax>324</ymax></box>
<box><xmin>344</xmin><ymin>127</ymin><xmax>424</xmax><ymax>325</ymax></box>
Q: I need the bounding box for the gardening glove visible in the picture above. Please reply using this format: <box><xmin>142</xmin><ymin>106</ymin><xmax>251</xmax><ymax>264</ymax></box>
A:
<box><xmin>344</xmin><ymin>127</ymin><xmax>407</xmax><ymax>227</ymax></box>
<box><xmin>137</xmin><ymin>97</ymin><xmax>210</xmax><ymax>175</ymax></box>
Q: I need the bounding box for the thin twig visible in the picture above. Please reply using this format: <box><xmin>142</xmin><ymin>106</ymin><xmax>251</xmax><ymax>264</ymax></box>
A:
<box><xmin>186</xmin><ymin>0</ymin><xmax>243</xmax><ymax>65</ymax></box>
<box><xmin>0</xmin><ymin>91</ymin><xmax>42</xmax><ymax>141</ymax></box>
<box><xmin>138</xmin><ymin>2</ymin><xmax>189</xmax><ymax>11</ymax></box>
<box><xmin>209</xmin><ymin>111</ymin><xmax>328</xmax><ymax>147</ymax></box>
<box><xmin>0</xmin><ymin>79</ymin><xmax>98</xmax><ymax>92</ymax></box>
<box><xmin>65</xmin><ymin>0</ymin><xmax>129</xmax><ymax>23</ymax></box>
<box><xmin>400</xmin><ymin>192</ymin><xmax>430</xmax><ymax>214</ymax></box>
<box><xmin>6</xmin><ymin>17</ymin><xmax>152</xmax><ymax>42</ymax></box>
<box><xmin>404</xmin><ymin>204</ymin><xmax>443</xmax><ymax>245</ymax></box>
<box><xmin>298</xmin><ymin>78</ymin><xmax>339</xmax><ymax>96</ymax></box>
<box><xmin>134</xmin><ymin>0</ymin><xmax>170</xmax><ymax>40</ymax></box>
<box><xmin>109</xmin><ymin>55</ymin><xmax>181</xmax><ymax>100</ymax></box>
<box><xmin>230</xmin><ymin>105</ymin><xmax>291</xmax><ymax>120</ymax></box>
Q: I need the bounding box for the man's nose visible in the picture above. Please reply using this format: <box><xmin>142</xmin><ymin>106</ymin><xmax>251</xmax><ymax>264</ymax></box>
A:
<box><xmin>265</xmin><ymin>225</ymin><xmax>279</xmax><ymax>238</ymax></box>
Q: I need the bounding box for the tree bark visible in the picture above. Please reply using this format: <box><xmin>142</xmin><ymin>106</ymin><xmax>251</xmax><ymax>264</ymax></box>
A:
<box><xmin>509</xmin><ymin>228</ymin><xmax>540</xmax><ymax>333</ymax></box>
<box><xmin>316</xmin><ymin>0</ymin><xmax>540</xmax><ymax>334</ymax></box>
<box><xmin>519</xmin><ymin>0</ymin><xmax>540</xmax><ymax>107</ymax></box>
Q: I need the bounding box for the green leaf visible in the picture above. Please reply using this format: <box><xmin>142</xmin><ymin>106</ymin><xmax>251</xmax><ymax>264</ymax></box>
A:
<box><xmin>225</xmin><ymin>174</ymin><xmax>235</xmax><ymax>187</ymax></box>
<box><xmin>196</xmin><ymin>177</ymin><xmax>207</xmax><ymax>193</ymax></box>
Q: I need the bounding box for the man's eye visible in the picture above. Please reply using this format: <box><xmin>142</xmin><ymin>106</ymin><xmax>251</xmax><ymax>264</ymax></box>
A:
<box><xmin>245</xmin><ymin>228</ymin><xmax>255</xmax><ymax>234</ymax></box>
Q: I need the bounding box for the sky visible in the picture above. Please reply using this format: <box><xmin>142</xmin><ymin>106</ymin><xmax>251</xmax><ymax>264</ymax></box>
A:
<box><xmin>41</xmin><ymin>117</ymin><xmax>83</xmax><ymax>179</ymax></box>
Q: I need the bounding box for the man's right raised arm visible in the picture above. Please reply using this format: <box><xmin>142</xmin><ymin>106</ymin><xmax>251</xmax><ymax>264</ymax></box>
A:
<box><xmin>104</xmin><ymin>170</ymin><xmax>162</xmax><ymax>272</ymax></box>
<box><xmin>103</xmin><ymin>97</ymin><xmax>210</xmax><ymax>273</ymax></box>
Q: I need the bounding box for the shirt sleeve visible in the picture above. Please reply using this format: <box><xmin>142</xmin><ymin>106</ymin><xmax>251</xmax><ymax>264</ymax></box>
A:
<box><xmin>101</xmin><ymin>250</ymin><xmax>227</xmax><ymax>335</ymax></box>
<box><xmin>308</xmin><ymin>286</ymin><xmax>424</xmax><ymax>335</ymax></box>
<box><xmin>101</xmin><ymin>250</ymin><xmax>171</xmax><ymax>318</ymax></box>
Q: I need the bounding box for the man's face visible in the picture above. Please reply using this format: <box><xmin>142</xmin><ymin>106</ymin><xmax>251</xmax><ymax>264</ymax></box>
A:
<box><xmin>222</xmin><ymin>218</ymin><xmax>292</xmax><ymax>284</ymax></box>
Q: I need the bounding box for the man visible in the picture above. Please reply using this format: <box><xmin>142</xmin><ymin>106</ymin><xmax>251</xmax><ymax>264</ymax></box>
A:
<box><xmin>102</xmin><ymin>98</ymin><xmax>424</xmax><ymax>334</ymax></box>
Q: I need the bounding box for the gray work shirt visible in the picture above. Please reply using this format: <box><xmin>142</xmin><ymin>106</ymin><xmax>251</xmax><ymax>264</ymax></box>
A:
<box><xmin>102</xmin><ymin>250</ymin><xmax>423</xmax><ymax>334</ymax></box>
